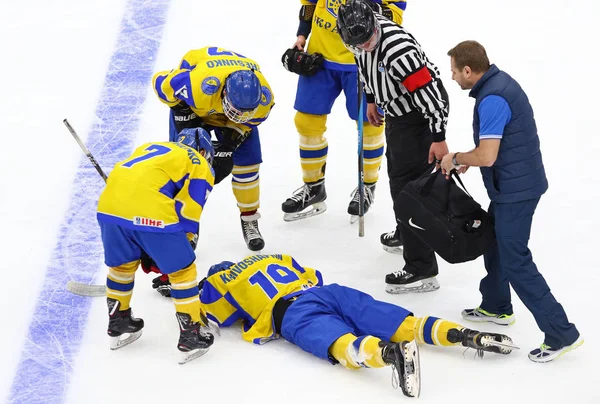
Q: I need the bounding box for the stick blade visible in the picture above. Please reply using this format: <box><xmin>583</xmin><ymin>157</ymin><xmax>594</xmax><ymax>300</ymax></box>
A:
<box><xmin>66</xmin><ymin>281</ymin><xmax>106</xmax><ymax>297</ymax></box>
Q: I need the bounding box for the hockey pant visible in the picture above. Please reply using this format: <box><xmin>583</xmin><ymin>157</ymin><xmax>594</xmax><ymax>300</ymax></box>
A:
<box><xmin>295</xmin><ymin>111</ymin><xmax>384</xmax><ymax>184</ymax></box>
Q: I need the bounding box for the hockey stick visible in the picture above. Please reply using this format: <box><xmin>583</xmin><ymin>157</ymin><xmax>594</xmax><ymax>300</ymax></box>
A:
<box><xmin>63</xmin><ymin>119</ymin><xmax>108</xmax><ymax>182</ymax></box>
<box><xmin>357</xmin><ymin>76</ymin><xmax>365</xmax><ymax>237</ymax></box>
<box><xmin>63</xmin><ymin>118</ymin><xmax>108</xmax><ymax>297</ymax></box>
<box><xmin>66</xmin><ymin>280</ymin><xmax>107</xmax><ymax>297</ymax></box>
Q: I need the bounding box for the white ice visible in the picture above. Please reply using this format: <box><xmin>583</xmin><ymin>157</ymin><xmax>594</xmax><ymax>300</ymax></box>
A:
<box><xmin>1</xmin><ymin>0</ymin><xmax>599</xmax><ymax>403</ymax></box>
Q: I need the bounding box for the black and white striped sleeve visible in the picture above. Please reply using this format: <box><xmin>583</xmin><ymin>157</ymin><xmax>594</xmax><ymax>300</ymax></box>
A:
<box><xmin>388</xmin><ymin>49</ymin><xmax>448</xmax><ymax>141</ymax></box>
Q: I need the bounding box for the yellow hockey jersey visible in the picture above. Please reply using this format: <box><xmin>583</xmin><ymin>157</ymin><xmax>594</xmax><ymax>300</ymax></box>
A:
<box><xmin>97</xmin><ymin>142</ymin><xmax>214</xmax><ymax>234</ymax></box>
<box><xmin>152</xmin><ymin>46</ymin><xmax>275</xmax><ymax>134</ymax></box>
<box><xmin>302</xmin><ymin>0</ymin><xmax>406</xmax><ymax>70</ymax></box>
<box><xmin>200</xmin><ymin>255</ymin><xmax>323</xmax><ymax>344</ymax></box>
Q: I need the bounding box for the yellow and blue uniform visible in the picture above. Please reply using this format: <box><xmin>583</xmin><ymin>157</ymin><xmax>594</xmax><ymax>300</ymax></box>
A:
<box><xmin>200</xmin><ymin>254</ymin><xmax>467</xmax><ymax>370</ymax></box>
<box><xmin>152</xmin><ymin>47</ymin><xmax>275</xmax><ymax>213</ymax></box>
<box><xmin>98</xmin><ymin>142</ymin><xmax>214</xmax><ymax>324</ymax></box>
<box><xmin>294</xmin><ymin>0</ymin><xmax>406</xmax><ymax>184</ymax></box>
<box><xmin>200</xmin><ymin>254</ymin><xmax>323</xmax><ymax>344</ymax></box>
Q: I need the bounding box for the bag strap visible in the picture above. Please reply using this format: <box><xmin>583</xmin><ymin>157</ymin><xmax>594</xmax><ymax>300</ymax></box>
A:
<box><xmin>450</xmin><ymin>170</ymin><xmax>473</xmax><ymax>199</ymax></box>
<box><xmin>418</xmin><ymin>164</ymin><xmax>439</xmax><ymax>196</ymax></box>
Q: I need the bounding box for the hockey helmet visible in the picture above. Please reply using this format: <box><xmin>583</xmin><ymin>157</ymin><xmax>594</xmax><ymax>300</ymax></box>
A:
<box><xmin>337</xmin><ymin>0</ymin><xmax>381</xmax><ymax>52</ymax></box>
<box><xmin>208</xmin><ymin>261</ymin><xmax>236</xmax><ymax>277</ymax></box>
<box><xmin>177</xmin><ymin>127</ymin><xmax>215</xmax><ymax>166</ymax></box>
<box><xmin>222</xmin><ymin>70</ymin><xmax>261</xmax><ymax>124</ymax></box>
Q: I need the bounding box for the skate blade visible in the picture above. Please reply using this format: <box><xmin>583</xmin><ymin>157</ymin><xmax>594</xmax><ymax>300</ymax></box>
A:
<box><xmin>484</xmin><ymin>337</ymin><xmax>520</xmax><ymax>353</ymax></box>
<box><xmin>382</xmin><ymin>245</ymin><xmax>403</xmax><ymax>255</ymax></box>
<box><xmin>385</xmin><ymin>278</ymin><xmax>440</xmax><ymax>294</ymax></box>
<box><xmin>178</xmin><ymin>347</ymin><xmax>210</xmax><ymax>365</ymax></box>
<box><xmin>402</xmin><ymin>340</ymin><xmax>421</xmax><ymax>398</ymax></box>
<box><xmin>283</xmin><ymin>202</ymin><xmax>327</xmax><ymax>222</ymax></box>
<box><xmin>110</xmin><ymin>330</ymin><xmax>142</xmax><ymax>350</ymax></box>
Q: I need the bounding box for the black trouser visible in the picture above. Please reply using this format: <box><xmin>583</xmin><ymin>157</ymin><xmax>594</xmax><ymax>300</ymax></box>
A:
<box><xmin>385</xmin><ymin>111</ymin><xmax>438</xmax><ymax>277</ymax></box>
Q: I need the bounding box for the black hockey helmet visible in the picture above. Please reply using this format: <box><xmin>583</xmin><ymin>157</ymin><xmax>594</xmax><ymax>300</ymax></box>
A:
<box><xmin>337</xmin><ymin>0</ymin><xmax>380</xmax><ymax>49</ymax></box>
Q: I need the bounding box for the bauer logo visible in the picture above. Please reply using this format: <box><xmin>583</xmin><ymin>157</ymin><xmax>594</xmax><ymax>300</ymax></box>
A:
<box><xmin>133</xmin><ymin>217</ymin><xmax>165</xmax><ymax>228</ymax></box>
<box><xmin>201</xmin><ymin>76</ymin><xmax>221</xmax><ymax>95</ymax></box>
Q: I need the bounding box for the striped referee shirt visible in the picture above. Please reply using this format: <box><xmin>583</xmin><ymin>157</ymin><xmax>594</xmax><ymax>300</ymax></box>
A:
<box><xmin>356</xmin><ymin>14</ymin><xmax>449</xmax><ymax>141</ymax></box>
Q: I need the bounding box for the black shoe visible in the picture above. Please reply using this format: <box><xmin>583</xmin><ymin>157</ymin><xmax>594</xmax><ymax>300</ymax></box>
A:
<box><xmin>380</xmin><ymin>340</ymin><xmax>421</xmax><ymax>397</ymax></box>
<box><xmin>240</xmin><ymin>212</ymin><xmax>265</xmax><ymax>252</ymax></box>
<box><xmin>385</xmin><ymin>269</ymin><xmax>440</xmax><ymax>294</ymax></box>
<box><xmin>380</xmin><ymin>228</ymin><xmax>403</xmax><ymax>254</ymax></box>
<box><xmin>107</xmin><ymin>298</ymin><xmax>144</xmax><ymax>350</ymax></box>
<box><xmin>176</xmin><ymin>312</ymin><xmax>215</xmax><ymax>364</ymax></box>
<box><xmin>347</xmin><ymin>183</ymin><xmax>376</xmax><ymax>216</ymax></box>
<box><xmin>447</xmin><ymin>328</ymin><xmax>517</xmax><ymax>356</ymax></box>
<box><xmin>282</xmin><ymin>180</ymin><xmax>327</xmax><ymax>221</ymax></box>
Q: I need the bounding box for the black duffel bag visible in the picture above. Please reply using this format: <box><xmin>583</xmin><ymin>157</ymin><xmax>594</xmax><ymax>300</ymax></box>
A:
<box><xmin>396</xmin><ymin>169</ymin><xmax>496</xmax><ymax>264</ymax></box>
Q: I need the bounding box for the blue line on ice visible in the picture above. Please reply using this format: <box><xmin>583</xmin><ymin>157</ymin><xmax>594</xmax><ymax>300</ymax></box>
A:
<box><xmin>8</xmin><ymin>1</ymin><xmax>170</xmax><ymax>402</ymax></box>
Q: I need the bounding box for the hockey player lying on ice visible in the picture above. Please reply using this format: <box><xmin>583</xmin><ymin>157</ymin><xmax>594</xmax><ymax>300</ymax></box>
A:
<box><xmin>197</xmin><ymin>254</ymin><xmax>518</xmax><ymax>398</ymax></box>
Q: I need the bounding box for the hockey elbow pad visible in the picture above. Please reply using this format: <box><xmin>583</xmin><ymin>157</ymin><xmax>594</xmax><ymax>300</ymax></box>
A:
<box><xmin>281</xmin><ymin>48</ymin><xmax>324</xmax><ymax>76</ymax></box>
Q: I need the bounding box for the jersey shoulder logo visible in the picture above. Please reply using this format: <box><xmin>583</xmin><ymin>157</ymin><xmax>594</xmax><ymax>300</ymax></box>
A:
<box><xmin>326</xmin><ymin>0</ymin><xmax>343</xmax><ymax>17</ymax></box>
<box><xmin>201</xmin><ymin>76</ymin><xmax>221</xmax><ymax>95</ymax></box>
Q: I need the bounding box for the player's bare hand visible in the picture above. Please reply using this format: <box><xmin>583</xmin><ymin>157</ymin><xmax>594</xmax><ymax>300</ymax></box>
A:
<box><xmin>457</xmin><ymin>165</ymin><xmax>470</xmax><ymax>174</ymax></box>
<box><xmin>293</xmin><ymin>36</ymin><xmax>307</xmax><ymax>51</ymax></box>
<box><xmin>366</xmin><ymin>103</ymin><xmax>383</xmax><ymax>127</ymax></box>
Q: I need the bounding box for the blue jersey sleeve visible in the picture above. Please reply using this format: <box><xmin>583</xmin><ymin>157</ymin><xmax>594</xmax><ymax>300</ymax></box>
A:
<box><xmin>478</xmin><ymin>95</ymin><xmax>511</xmax><ymax>140</ymax></box>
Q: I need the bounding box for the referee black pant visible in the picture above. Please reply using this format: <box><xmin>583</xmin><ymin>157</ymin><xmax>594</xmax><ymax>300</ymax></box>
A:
<box><xmin>385</xmin><ymin>111</ymin><xmax>438</xmax><ymax>277</ymax></box>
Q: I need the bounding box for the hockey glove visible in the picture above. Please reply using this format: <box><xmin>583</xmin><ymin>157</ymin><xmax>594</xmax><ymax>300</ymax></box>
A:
<box><xmin>152</xmin><ymin>274</ymin><xmax>171</xmax><ymax>297</ymax></box>
<box><xmin>212</xmin><ymin>141</ymin><xmax>234</xmax><ymax>184</ymax></box>
<box><xmin>141</xmin><ymin>252</ymin><xmax>161</xmax><ymax>275</ymax></box>
<box><xmin>212</xmin><ymin>128</ymin><xmax>249</xmax><ymax>184</ymax></box>
<box><xmin>170</xmin><ymin>102</ymin><xmax>203</xmax><ymax>134</ymax></box>
<box><xmin>281</xmin><ymin>48</ymin><xmax>324</xmax><ymax>76</ymax></box>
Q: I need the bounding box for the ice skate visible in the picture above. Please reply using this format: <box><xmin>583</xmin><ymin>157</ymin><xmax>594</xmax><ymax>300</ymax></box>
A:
<box><xmin>380</xmin><ymin>340</ymin><xmax>421</xmax><ymax>398</ymax></box>
<box><xmin>348</xmin><ymin>183</ymin><xmax>376</xmax><ymax>224</ymax></box>
<box><xmin>380</xmin><ymin>229</ymin><xmax>403</xmax><ymax>254</ymax></box>
<box><xmin>282</xmin><ymin>180</ymin><xmax>327</xmax><ymax>222</ymax></box>
<box><xmin>447</xmin><ymin>328</ymin><xmax>519</xmax><ymax>357</ymax></box>
<box><xmin>107</xmin><ymin>298</ymin><xmax>144</xmax><ymax>350</ymax></box>
<box><xmin>240</xmin><ymin>212</ymin><xmax>265</xmax><ymax>252</ymax></box>
<box><xmin>176</xmin><ymin>312</ymin><xmax>215</xmax><ymax>364</ymax></box>
<box><xmin>385</xmin><ymin>269</ymin><xmax>439</xmax><ymax>294</ymax></box>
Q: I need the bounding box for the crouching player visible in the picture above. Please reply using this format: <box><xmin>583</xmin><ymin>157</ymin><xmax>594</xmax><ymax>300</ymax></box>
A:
<box><xmin>96</xmin><ymin>128</ymin><xmax>216</xmax><ymax>364</ymax></box>
<box><xmin>199</xmin><ymin>254</ymin><xmax>518</xmax><ymax>397</ymax></box>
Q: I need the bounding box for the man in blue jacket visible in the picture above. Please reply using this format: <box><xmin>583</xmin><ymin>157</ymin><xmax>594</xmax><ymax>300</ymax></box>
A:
<box><xmin>440</xmin><ymin>40</ymin><xmax>582</xmax><ymax>363</ymax></box>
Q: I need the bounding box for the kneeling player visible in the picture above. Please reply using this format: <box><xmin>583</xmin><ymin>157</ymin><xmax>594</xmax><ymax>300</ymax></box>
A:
<box><xmin>199</xmin><ymin>254</ymin><xmax>517</xmax><ymax>397</ymax></box>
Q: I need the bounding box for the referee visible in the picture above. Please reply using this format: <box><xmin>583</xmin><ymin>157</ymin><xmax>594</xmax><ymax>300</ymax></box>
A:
<box><xmin>338</xmin><ymin>0</ymin><xmax>450</xmax><ymax>294</ymax></box>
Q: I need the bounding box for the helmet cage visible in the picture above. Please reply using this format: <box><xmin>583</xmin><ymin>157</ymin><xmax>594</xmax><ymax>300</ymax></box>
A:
<box><xmin>222</xmin><ymin>89</ymin><xmax>258</xmax><ymax>124</ymax></box>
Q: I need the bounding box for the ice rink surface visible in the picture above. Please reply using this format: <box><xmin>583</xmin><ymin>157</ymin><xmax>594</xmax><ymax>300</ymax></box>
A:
<box><xmin>1</xmin><ymin>0</ymin><xmax>598</xmax><ymax>403</ymax></box>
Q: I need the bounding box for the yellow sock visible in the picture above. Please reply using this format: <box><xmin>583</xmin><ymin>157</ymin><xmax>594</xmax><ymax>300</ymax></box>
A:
<box><xmin>295</xmin><ymin>112</ymin><xmax>328</xmax><ymax>183</ymax></box>
<box><xmin>329</xmin><ymin>333</ymin><xmax>387</xmax><ymax>370</ymax></box>
<box><xmin>232</xmin><ymin>164</ymin><xmax>260</xmax><ymax>212</ymax></box>
<box><xmin>169</xmin><ymin>262</ymin><xmax>202</xmax><ymax>323</ymax></box>
<box><xmin>362</xmin><ymin>123</ymin><xmax>384</xmax><ymax>184</ymax></box>
<box><xmin>391</xmin><ymin>316</ymin><xmax>463</xmax><ymax>347</ymax></box>
<box><xmin>106</xmin><ymin>260</ymin><xmax>139</xmax><ymax>310</ymax></box>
